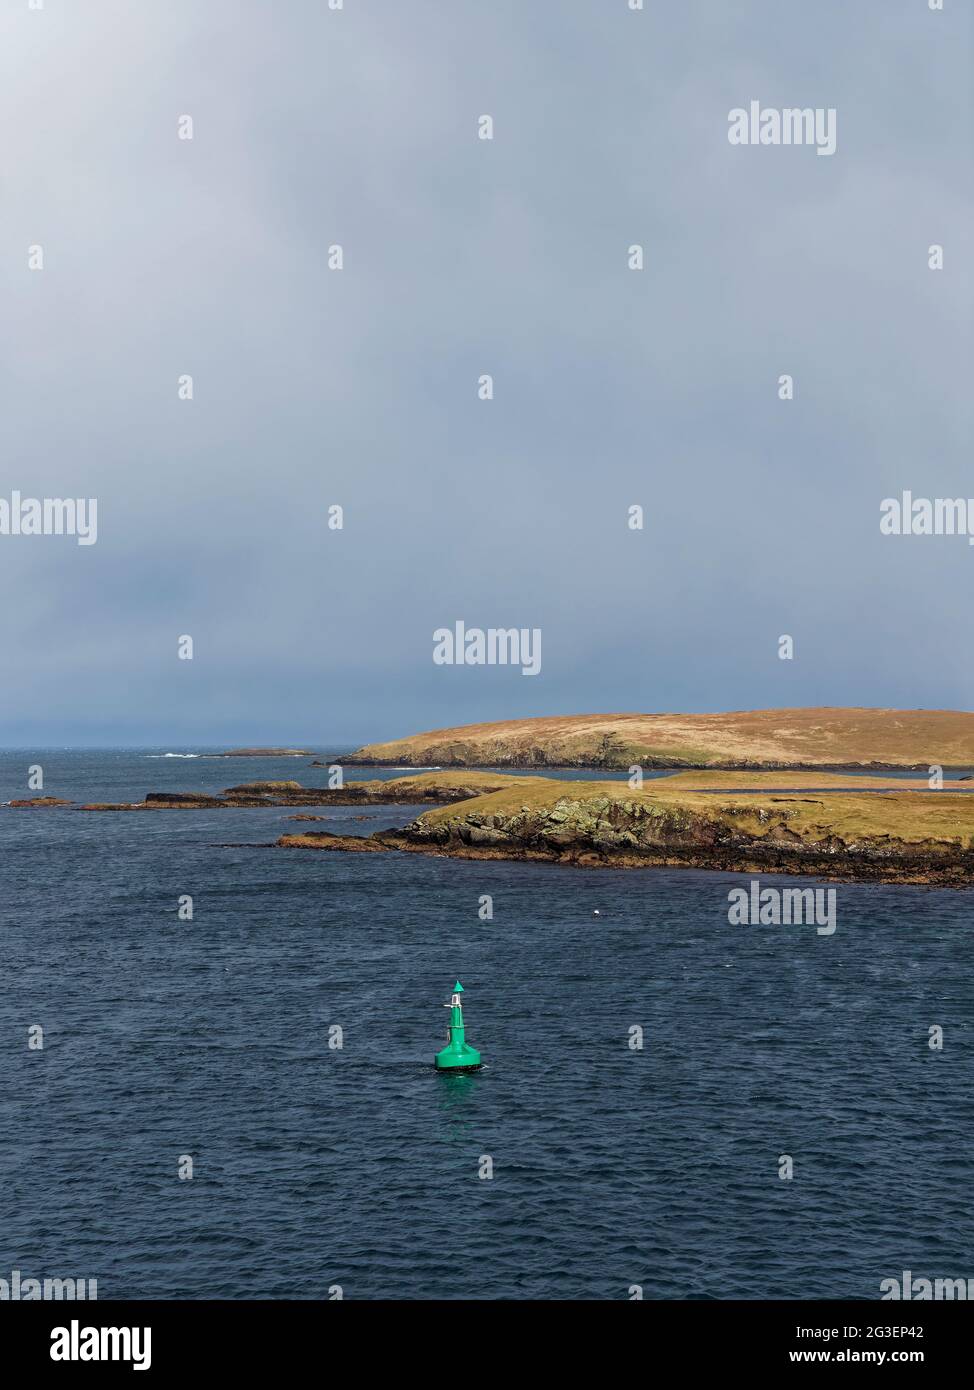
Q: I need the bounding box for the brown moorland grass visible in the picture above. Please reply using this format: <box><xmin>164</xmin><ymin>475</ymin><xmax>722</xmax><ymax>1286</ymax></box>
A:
<box><xmin>347</xmin><ymin>708</ymin><xmax>974</xmax><ymax>771</ymax></box>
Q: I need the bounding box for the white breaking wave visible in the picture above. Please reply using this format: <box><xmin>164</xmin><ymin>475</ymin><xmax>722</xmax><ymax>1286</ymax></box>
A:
<box><xmin>146</xmin><ymin>753</ymin><xmax>201</xmax><ymax>759</ymax></box>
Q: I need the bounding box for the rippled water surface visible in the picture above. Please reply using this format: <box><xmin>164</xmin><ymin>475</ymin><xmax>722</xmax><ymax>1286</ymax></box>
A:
<box><xmin>1</xmin><ymin>750</ymin><xmax>972</xmax><ymax>1299</ymax></box>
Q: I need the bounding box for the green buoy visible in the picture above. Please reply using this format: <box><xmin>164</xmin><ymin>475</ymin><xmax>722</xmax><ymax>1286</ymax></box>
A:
<box><xmin>434</xmin><ymin>980</ymin><xmax>482</xmax><ymax>1072</ymax></box>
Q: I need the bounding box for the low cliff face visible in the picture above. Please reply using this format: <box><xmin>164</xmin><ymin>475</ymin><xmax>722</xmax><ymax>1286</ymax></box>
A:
<box><xmin>406</xmin><ymin>791</ymin><xmax>716</xmax><ymax>852</ymax></box>
<box><xmin>381</xmin><ymin>778</ymin><xmax>974</xmax><ymax>883</ymax></box>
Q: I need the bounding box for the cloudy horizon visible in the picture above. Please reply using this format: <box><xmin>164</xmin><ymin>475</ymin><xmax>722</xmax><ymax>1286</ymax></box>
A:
<box><xmin>1</xmin><ymin>0</ymin><xmax>971</xmax><ymax>746</ymax></box>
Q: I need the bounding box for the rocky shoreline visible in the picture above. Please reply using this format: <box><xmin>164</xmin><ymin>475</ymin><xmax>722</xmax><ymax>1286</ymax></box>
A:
<box><xmin>278</xmin><ymin>772</ymin><xmax>974</xmax><ymax>886</ymax></box>
<box><xmin>276</xmin><ymin>827</ymin><xmax>974</xmax><ymax>885</ymax></box>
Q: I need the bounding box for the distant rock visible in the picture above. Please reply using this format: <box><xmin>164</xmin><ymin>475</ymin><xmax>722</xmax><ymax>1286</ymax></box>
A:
<box><xmin>145</xmin><ymin>792</ymin><xmax>226</xmax><ymax>807</ymax></box>
<box><xmin>79</xmin><ymin>770</ymin><xmax>532</xmax><ymax>812</ymax></box>
<box><xmin>278</xmin><ymin>830</ymin><xmax>391</xmax><ymax>852</ymax></box>
<box><xmin>218</xmin><ymin>748</ymin><xmax>312</xmax><ymax>757</ymax></box>
<box><xmin>7</xmin><ymin>796</ymin><xmax>72</xmax><ymax>807</ymax></box>
<box><xmin>223</xmin><ymin>780</ymin><xmax>304</xmax><ymax>794</ymax></box>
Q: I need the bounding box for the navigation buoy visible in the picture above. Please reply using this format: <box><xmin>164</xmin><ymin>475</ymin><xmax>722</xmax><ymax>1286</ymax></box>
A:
<box><xmin>434</xmin><ymin>979</ymin><xmax>482</xmax><ymax>1072</ymax></box>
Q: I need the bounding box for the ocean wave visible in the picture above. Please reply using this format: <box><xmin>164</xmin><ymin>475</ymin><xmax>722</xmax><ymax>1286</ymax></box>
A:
<box><xmin>146</xmin><ymin>753</ymin><xmax>201</xmax><ymax>759</ymax></box>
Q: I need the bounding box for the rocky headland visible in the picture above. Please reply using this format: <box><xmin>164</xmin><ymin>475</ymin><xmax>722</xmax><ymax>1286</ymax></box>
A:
<box><xmin>278</xmin><ymin>771</ymin><xmax>974</xmax><ymax>885</ymax></box>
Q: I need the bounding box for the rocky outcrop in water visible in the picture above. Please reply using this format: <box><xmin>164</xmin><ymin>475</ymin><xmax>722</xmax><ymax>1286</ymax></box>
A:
<box><xmin>6</xmin><ymin>796</ymin><xmax>73</xmax><ymax>808</ymax></box>
<box><xmin>217</xmin><ymin>748</ymin><xmax>312</xmax><ymax>757</ymax></box>
<box><xmin>78</xmin><ymin>772</ymin><xmax>526</xmax><ymax>811</ymax></box>
<box><xmin>278</xmin><ymin>830</ymin><xmax>394</xmax><ymax>852</ymax></box>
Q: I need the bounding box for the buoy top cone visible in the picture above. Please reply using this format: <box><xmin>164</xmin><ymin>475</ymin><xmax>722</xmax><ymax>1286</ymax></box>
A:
<box><xmin>434</xmin><ymin>979</ymin><xmax>482</xmax><ymax>1072</ymax></box>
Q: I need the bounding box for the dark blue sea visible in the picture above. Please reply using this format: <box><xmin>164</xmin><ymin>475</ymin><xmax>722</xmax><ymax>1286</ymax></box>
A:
<box><xmin>1</xmin><ymin>749</ymin><xmax>972</xmax><ymax>1300</ymax></box>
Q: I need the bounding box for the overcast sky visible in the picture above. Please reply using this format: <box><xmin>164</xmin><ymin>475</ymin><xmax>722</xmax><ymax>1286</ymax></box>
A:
<box><xmin>0</xmin><ymin>0</ymin><xmax>970</xmax><ymax>746</ymax></box>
